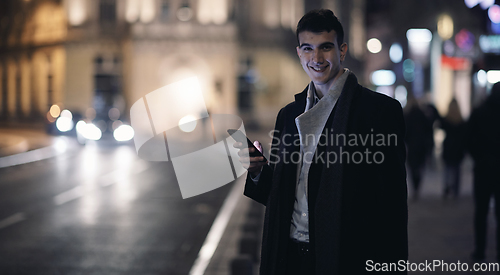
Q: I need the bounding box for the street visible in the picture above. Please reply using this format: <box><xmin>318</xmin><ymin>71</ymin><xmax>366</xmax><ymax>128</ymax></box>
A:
<box><xmin>0</xmin><ymin>139</ymin><xmax>233</xmax><ymax>275</ymax></box>
<box><xmin>0</xmin><ymin>129</ymin><xmax>499</xmax><ymax>275</ymax></box>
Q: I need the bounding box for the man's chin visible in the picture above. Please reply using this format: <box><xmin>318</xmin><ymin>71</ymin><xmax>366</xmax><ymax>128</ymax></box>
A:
<box><xmin>311</xmin><ymin>78</ymin><xmax>330</xmax><ymax>85</ymax></box>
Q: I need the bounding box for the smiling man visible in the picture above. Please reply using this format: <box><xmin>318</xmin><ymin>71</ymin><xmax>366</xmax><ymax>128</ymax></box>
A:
<box><xmin>235</xmin><ymin>9</ymin><xmax>408</xmax><ymax>275</ymax></box>
<box><xmin>296</xmin><ymin>26</ymin><xmax>347</xmax><ymax>98</ymax></box>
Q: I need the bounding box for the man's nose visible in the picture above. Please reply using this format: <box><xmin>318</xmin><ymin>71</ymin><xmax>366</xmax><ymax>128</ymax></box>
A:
<box><xmin>312</xmin><ymin>49</ymin><xmax>324</xmax><ymax>64</ymax></box>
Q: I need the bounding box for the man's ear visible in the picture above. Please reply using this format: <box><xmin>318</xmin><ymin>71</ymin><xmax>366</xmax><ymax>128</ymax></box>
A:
<box><xmin>340</xmin><ymin>43</ymin><xmax>348</xmax><ymax>62</ymax></box>
<box><xmin>296</xmin><ymin>46</ymin><xmax>301</xmax><ymax>58</ymax></box>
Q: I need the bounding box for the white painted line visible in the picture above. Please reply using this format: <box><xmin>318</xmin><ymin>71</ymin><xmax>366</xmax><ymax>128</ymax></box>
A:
<box><xmin>0</xmin><ymin>213</ymin><xmax>26</xmax><ymax>229</ymax></box>
<box><xmin>0</xmin><ymin>138</ymin><xmax>68</xmax><ymax>168</ymax></box>
<box><xmin>54</xmin><ymin>161</ymin><xmax>149</xmax><ymax>205</ymax></box>
<box><xmin>189</xmin><ymin>178</ymin><xmax>244</xmax><ymax>275</ymax></box>
<box><xmin>53</xmin><ymin>186</ymin><xmax>84</xmax><ymax>205</ymax></box>
<box><xmin>100</xmin><ymin>161</ymin><xmax>149</xmax><ymax>187</ymax></box>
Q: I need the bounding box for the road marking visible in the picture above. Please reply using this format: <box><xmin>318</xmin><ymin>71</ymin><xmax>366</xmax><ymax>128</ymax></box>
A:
<box><xmin>0</xmin><ymin>138</ymin><xmax>68</xmax><ymax>168</ymax></box>
<box><xmin>100</xmin><ymin>161</ymin><xmax>149</xmax><ymax>187</ymax></box>
<box><xmin>53</xmin><ymin>186</ymin><xmax>84</xmax><ymax>205</ymax></box>
<box><xmin>189</xmin><ymin>178</ymin><xmax>244</xmax><ymax>275</ymax></box>
<box><xmin>54</xmin><ymin>161</ymin><xmax>149</xmax><ymax>205</ymax></box>
<box><xmin>0</xmin><ymin>213</ymin><xmax>26</xmax><ymax>229</ymax></box>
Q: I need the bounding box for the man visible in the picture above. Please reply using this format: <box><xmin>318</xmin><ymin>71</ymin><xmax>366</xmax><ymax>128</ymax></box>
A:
<box><xmin>235</xmin><ymin>9</ymin><xmax>407</xmax><ymax>274</ymax></box>
<box><xmin>468</xmin><ymin>82</ymin><xmax>500</xmax><ymax>263</ymax></box>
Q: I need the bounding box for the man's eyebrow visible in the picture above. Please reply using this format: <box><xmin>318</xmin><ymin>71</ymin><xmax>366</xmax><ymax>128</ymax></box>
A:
<box><xmin>299</xmin><ymin>42</ymin><xmax>335</xmax><ymax>48</ymax></box>
<box><xmin>319</xmin><ymin>42</ymin><xmax>335</xmax><ymax>48</ymax></box>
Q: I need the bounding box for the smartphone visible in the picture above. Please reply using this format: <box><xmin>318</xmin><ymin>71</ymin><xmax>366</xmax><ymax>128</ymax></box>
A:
<box><xmin>227</xmin><ymin>129</ymin><xmax>267</xmax><ymax>162</ymax></box>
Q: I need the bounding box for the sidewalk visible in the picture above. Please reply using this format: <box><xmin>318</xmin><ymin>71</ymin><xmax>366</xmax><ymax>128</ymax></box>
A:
<box><xmin>0</xmin><ymin>122</ymin><xmax>55</xmax><ymax>157</ymax></box>
<box><xmin>205</xmin><ymin>129</ymin><xmax>499</xmax><ymax>275</ymax></box>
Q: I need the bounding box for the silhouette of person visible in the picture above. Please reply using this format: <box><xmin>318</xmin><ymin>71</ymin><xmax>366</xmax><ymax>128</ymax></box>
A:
<box><xmin>421</xmin><ymin>93</ymin><xmax>441</xmax><ymax>163</ymax></box>
<box><xmin>441</xmin><ymin>99</ymin><xmax>466</xmax><ymax>198</ymax></box>
<box><xmin>405</xmin><ymin>96</ymin><xmax>434</xmax><ymax>200</ymax></box>
<box><xmin>468</xmin><ymin>82</ymin><xmax>500</xmax><ymax>262</ymax></box>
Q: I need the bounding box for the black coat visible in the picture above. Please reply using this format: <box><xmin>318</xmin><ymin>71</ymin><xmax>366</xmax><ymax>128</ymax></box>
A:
<box><xmin>441</xmin><ymin>119</ymin><xmax>466</xmax><ymax>165</ymax></box>
<box><xmin>467</xmin><ymin>89</ymin><xmax>500</xmax><ymax>179</ymax></box>
<box><xmin>244</xmin><ymin>73</ymin><xmax>408</xmax><ymax>274</ymax></box>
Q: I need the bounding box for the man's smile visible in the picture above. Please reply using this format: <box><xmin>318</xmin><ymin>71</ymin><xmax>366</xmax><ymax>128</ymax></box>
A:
<box><xmin>310</xmin><ymin>65</ymin><xmax>329</xmax><ymax>72</ymax></box>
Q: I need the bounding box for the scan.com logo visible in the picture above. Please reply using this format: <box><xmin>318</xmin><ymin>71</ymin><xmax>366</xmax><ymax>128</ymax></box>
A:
<box><xmin>130</xmin><ymin>77</ymin><xmax>248</xmax><ymax>199</ymax></box>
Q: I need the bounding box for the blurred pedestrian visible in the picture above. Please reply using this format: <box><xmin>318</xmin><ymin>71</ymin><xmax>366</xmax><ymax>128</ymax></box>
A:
<box><xmin>441</xmin><ymin>99</ymin><xmax>466</xmax><ymax>198</ymax></box>
<box><xmin>405</xmin><ymin>96</ymin><xmax>434</xmax><ymax>200</ymax></box>
<box><xmin>467</xmin><ymin>82</ymin><xmax>500</xmax><ymax>262</ymax></box>
<box><xmin>421</xmin><ymin>93</ymin><xmax>441</xmax><ymax>163</ymax></box>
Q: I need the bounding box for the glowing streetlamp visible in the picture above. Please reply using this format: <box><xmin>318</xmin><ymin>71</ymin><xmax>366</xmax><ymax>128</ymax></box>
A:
<box><xmin>437</xmin><ymin>14</ymin><xmax>454</xmax><ymax>40</ymax></box>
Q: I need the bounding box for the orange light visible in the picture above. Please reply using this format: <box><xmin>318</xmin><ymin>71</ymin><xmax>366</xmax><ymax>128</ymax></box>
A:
<box><xmin>47</xmin><ymin>111</ymin><xmax>56</xmax><ymax>123</ymax></box>
<box><xmin>49</xmin><ymin>104</ymin><xmax>61</xmax><ymax>118</ymax></box>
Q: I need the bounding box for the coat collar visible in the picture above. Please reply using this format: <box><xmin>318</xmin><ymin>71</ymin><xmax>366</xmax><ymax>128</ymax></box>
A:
<box><xmin>293</xmin><ymin>70</ymin><xmax>356</xmax><ymax>111</ymax></box>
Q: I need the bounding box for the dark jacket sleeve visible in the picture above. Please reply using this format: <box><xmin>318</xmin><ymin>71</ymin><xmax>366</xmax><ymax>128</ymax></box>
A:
<box><xmin>373</xmin><ymin>97</ymin><xmax>408</xmax><ymax>263</ymax></box>
<box><xmin>243</xmin><ymin>108</ymin><xmax>286</xmax><ymax>206</ymax></box>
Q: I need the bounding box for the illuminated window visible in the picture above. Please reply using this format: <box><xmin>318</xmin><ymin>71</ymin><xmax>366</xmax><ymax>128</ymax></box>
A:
<box><xmin>125</xmin><ymin>0</ymin><xmax>140</xmax><ymax>23</ymax></box>
<box><xmin>66</xmin><ymin>0</ymin><xmax>87</xmax><ymax>26</ymax></box>
<box><xmin>140</xmin><ymin>0</ymin><xmax>156</xmax><ymax>23</ymax></box>
<box><xmin>281</xmin><ymin>0</ymin><xmax>291</xmax><ymax>29</ymax></box>
<box><xmin>263</xmin><ymin>0</ymin><xmax>279</xmax><ymax>28</ymax></box>
<box><xmin>197</xmin><ymin>0</ymin><xmax>227</xmax><ymax>24</ymax></box>
<box><xmin>280</xmin><ymin>0</ymin><xmax>303</xmax><ymax>29</ymax></box>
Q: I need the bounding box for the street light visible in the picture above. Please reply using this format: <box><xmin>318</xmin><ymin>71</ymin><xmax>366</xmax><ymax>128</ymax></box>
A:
<box><xmin>406</xmin><ymin>28</ymin><xmax>432</xmax><ymax>57</ymax></box>
<box><xmin>487</xmin><ymin>70</ymin><xmax>500</xmax><ymax>83</ymax></box>
<box><xmin>437</xmin><ymin>14</ymin><xmax>454</xmax><ymax>40</ymax></box>
<box><xmin>370</xmin><ymin>70</ymin><xmax>396</xmax><ymax>86</ymax></box>
<box><xmin>488</xmin><ymin>5</ymin><xmax>500</xmax><ymax>23</ymax></box>
<box><xmin>389</xmin><ymin>43</ymin><xmax>403</xmax><ymax>63</ymax></box>
<box><xmin>367</xmin><ymin>38</ymin><xmax>382</xmax><ymax>53</ymax></box>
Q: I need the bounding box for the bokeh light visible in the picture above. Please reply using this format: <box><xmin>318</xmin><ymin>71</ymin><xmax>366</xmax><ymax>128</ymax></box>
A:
<box><xmin>390</xmin><ymin>43</ymin><xmax>403</xmax><ymax>63</ymax></box>
<box><xmin>480</xmin><ymin>0</ymin><xmax>495</xmax><ymax>10</ymax></box>
<box><xmin>178</xmin><ymin>115</ymin><xmax>197</xmax><ymax>132</ymax></box>
<box><xmin>403</xmin><ymin>59</ymin><xmax>416</xmax><ymax>82</ymax></box>
<box><xmin>47</xmin><ymin>111</ymin><xmax>56</xmax><ymax>123</ymax></box>
<box><xmin>487</xmin><ymin>70</ymin><xmax>500</xmax><ymax>83</ymax></box>
<box><xmin>367</xmin><ymin>38</ymin><xmax>382</xmax><ymax>53</ymax></box>
<box><xmin>489</xmin><ymin>5</ymin><xmax>500</xmax><ymax>23</ymax></box>
<box><xmin>395</xmin><ymin>85</ymin><xmax>408</xmax><ymax>108</ymax></box>
<box><xmin>477</xmin><ymin>70</ymin><xmax>487</xmax><ymax>87</ymax></box>
<box><xmin>113</xmin><ymin>125</ymin><xmax>135</xmax><ymax>141</ymax></box>
<box><xmin>60</xmin><ymin>109</ymin><xmax>73</xmax><ymax>119</ymax></box>
<box><xmin>177</xmin><ymin>7</ymin><xmax>193</xmax><ymax>21</ymax></box>
<box><xmin>77</xmin><ymin>122</ymin><xmax>102</xmax><ymax>140</ymax></box>
<box><xmin>437</xmin><ymin>14</ymin><xmax>454</xmax><ymax>40</ymax></box>
<box><xmin>108</xmin><ymin>108</ymin><xmax>120</xmax><ymax>121</ymax></box>
<box><xmin>49</xmin><ymin>104</ymin><xmax>61</xmax><ymax>118</ymax></box>
<box><xmin>56</xmin><ymin>117</ymin><xmax>74</xmax><ymax>132</ymax></box>
<box><xmin>455</xmin><ymin>29</ymin><xmax>475</xmax><ymax>51</ymax></box>
<box><xmin>406</xmin><ymin>29</ymin><xmax>432</xmax><ymax>43</ymax></box>
<box><xmin>371</xmin><ymin>70</ymin><xmax>396</xmax><ymax>86</ymax></box>
<box><xmin>464</xmin><ymin>0</ymin><xmax>479</xmax><ymax>8</ymax></box>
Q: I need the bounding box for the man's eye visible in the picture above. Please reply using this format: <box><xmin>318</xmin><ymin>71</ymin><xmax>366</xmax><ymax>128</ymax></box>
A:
<box><xmin>321</xmin><ymin>46</ymin><xmax>332</xmax><ymax>50</ymax></box>
<box><xmin>303</xmin><ymin>47</ymin><xmax>313</xmax><ymax>51</ymax></box>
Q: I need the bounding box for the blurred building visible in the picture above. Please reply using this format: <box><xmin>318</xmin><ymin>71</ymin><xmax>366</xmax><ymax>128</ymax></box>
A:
<box><xmin>363</xmin><ymin>0</ymin><xmax>499</xmax><ymax>120</ymax></box>
<box><xmin>0</xmin><ymin>0</ymin><xmax>367</xmax><ymax>131</ymax></box>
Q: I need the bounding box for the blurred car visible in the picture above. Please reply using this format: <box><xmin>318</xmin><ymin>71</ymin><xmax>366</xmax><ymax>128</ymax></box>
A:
<box><xmin>45</xmin><ymin>103</ymin><xmax>134</xmax><ymax>144</ymax></box>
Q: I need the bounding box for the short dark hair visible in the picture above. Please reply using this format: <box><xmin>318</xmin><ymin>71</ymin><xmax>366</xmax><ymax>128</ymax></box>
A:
<box><xmin>296</xmin><ymin>9</ymin><xmax>344</xmax><ymax>48</ymax></box>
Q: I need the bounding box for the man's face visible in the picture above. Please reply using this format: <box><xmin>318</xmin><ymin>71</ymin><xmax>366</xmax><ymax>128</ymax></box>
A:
<box><xmin>296</xmin><ymin>30</ymin><xmax>347</xmax><ymax>86</ymax></box>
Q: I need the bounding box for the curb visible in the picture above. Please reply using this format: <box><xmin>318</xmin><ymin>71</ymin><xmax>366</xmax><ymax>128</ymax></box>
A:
<box><xmin>0</xmin><ymin>134</ymin><xmax>29</xmax><ymax>157</ymax></box>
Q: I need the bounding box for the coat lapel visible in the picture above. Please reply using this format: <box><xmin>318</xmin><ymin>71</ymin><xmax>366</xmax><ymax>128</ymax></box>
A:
<box><xmin>314</xmin><ymin>73</ymin><xmax>359</xmax><ymax>274</ymax></box>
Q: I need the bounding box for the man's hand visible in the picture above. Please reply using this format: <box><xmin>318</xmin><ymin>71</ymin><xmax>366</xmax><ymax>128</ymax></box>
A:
<box><xmin>233</xmin><ymin>140</ymin><xmax>267</xmax><ymax>178</ymax></box>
